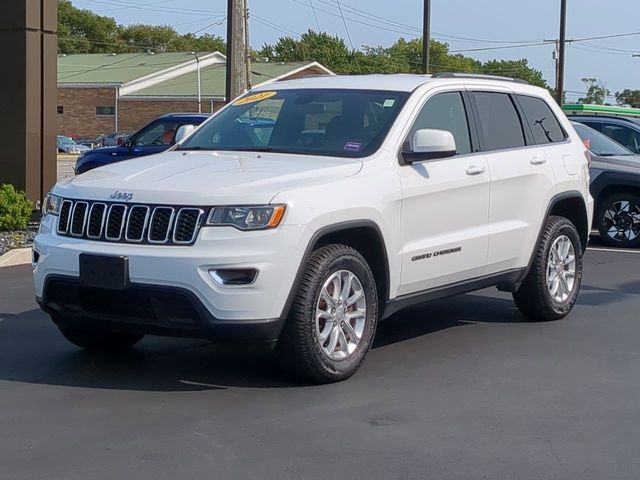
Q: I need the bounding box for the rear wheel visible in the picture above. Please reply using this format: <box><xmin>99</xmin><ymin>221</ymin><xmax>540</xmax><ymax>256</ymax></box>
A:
<box><xmin>55</xmin><ymin>317</ymin><xmax>144</xmax><ymax>351</ymax></box>
<box><xmin>513</xmin><ymin>215</ymin><xmax>583</xmax><ymax>321</ymax></box>
<box><xmin>596</xmin><ymin>192</ymin><xmax>640</xmax><ymax>248</ymax></box>
<box><xmin>278</xmin><ymin>244</ymin><xmax>378</xmax><ymax>383</ymax></box>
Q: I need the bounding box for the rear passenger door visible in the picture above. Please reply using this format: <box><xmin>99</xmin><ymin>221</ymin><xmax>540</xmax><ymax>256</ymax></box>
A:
<box><xmin>470</xmin><ymin>91</ymin><xmax>558</xmax><ymax>274</ymax></box>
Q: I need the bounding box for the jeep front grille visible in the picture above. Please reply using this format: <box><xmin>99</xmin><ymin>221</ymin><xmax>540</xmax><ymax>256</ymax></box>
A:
<box><xmin>56</xmin><ymin>200</ymin><xmax>205</xmax><ymax>246</ymax></box>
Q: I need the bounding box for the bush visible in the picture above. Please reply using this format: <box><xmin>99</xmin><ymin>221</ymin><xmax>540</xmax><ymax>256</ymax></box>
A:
<box><xmin>0</xmin><ymin>184</ymin><xmax>33</xmax><ymax>231</ymax></box>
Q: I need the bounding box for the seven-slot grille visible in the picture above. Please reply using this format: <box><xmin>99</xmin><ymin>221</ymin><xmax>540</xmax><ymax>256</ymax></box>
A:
<box><xmin>57</xmin><ymin>199</ymin><xmax>204</xmax><ymax>245</ymax></box>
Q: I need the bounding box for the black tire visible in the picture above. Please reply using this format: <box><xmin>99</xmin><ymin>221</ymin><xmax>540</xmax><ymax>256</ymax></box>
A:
<box><xmin>596</xmin><ymin>191</ymin><xmax>640</xmax><ymax>249</ymax></box>
<box><xmin>56</xmin><ymin>318</ymin><xmax>144</xmax><ymax>352</ymax></box>
<box><xmin>278</xmin><ymin>244</ymin><xmax>378</xmax><ymax>383</ymax></box>
<box><xmin>513</xmin><ymin>215</ymin><xmax>583</xmax><ymax>321</ymax></box>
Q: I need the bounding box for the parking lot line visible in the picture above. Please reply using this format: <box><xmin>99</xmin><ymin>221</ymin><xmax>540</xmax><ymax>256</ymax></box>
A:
<box><xmin>587</xmin><ymin>246</ymin><xmax>640</xmax><ymax>254</ymax></box>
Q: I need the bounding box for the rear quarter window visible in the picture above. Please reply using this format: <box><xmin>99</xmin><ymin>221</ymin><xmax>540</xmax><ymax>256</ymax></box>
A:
<box><xmin>516</xmin><ymin>95</ymin><xmax>566</xmax><ymax>144</ymax></box>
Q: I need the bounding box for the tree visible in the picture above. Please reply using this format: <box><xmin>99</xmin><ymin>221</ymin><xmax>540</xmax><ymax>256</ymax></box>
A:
<box><xmin>578</xmin><ymin>77</ymin><xmax>610</xmax><ymax>105</ymax></box>
<box><xmin>615</xmin><ymin>89</ymin><xmax>640</xmax><ymax>108</ymax></box>
<box><xmin>57</xmin><ymin>0</ymin><xmax>120</xmax><ymax>53</ymax></box>
<box><xmin>480</xmin><ymin>59</ymin><xmax>547</xmax><ymax>88</ymax></box>
<box><xmin>119</xmin><ymin>24</ymin><xmax>179</xmax><ymax>53</ymax></box>
<box><xmin>57</xmin><ymin>0</ymin><xmax>225</xmax><ymax>54</ymax></box>
<box><xmin>260</xmin><ymin>31</ymin><xmax>352</xmax><ymax>71</ymax></box>
<box><xmin>258</xmin><ymin>31</ymin><xmax>546</xmax><ymax>86</ymax></box>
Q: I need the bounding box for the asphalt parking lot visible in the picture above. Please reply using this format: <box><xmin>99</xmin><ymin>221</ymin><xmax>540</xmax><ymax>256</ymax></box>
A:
<box><xmin>1</xmin><ymin>243</ymin><xmax>640</xmax><ymax>480</ymax></box>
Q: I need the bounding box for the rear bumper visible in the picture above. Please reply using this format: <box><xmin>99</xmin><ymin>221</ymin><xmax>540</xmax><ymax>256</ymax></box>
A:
<box><xmin>38</xmin><ymin>275</ymin><xmax>285</xmax><ymax>343</ymax></box>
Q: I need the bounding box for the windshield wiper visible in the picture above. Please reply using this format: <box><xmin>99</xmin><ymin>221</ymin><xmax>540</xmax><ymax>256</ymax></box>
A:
<box><xmin>175</xmin><ymin>146</ymin><xmax>217</xmax><ymax>151</ymax></box>
<box><xmin>219</xmin><ymin>147</ymin><xmax>297</xmax><ymax>154</ymax></box>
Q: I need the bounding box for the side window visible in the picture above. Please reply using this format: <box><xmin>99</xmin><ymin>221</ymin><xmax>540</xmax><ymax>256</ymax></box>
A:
<box><xmin>516</xmin><ymin>95</ymin><xmax>566</xmax><ymax>144</ymax></box>
<box><xmin>407</xmin><ymin>92</ymin><xmax>472</xmax><ymax>155</ymax></box>
<box><xmin>601</xmin><ymin>123</ymin><xmax>640</xmax><ymax>154</ymax></box>
<box><xmin>134</xmin><ymin>121</ymin><xmax>180</xmax><ymax>146</ymax></box>
<box><xmin>473</xmin><ymin>92</ymin><xmax>525</xmax><ymax>151</ymax></box>
<box><xmin>581</xmin><ymin>121</ymin><xmax>601</xmax><ymax>132</ymax></box>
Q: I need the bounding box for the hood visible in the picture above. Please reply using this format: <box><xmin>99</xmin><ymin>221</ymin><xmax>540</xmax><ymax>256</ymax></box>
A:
<box><xmin>53</xmin><ymin>150</ymin><xmax>363</xmax><ymax>205</ymax></box>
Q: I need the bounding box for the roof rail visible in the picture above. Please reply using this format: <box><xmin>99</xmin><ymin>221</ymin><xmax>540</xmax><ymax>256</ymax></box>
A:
<box><xmin>432</xmin><ymin>72</ymin><xmax>529</xmax><ymax>85</ymax></box>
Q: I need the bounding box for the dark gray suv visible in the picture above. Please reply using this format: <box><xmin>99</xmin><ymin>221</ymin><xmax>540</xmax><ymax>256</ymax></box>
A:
<box><xmin>570</xmin><ymin>115</ymin><xmax>640</xmax><ymax>155</ymax></box>
<box><xmin>572</xmin><ymin>121</ymin><xmax>640</xmax><ymax>248</ymax></box>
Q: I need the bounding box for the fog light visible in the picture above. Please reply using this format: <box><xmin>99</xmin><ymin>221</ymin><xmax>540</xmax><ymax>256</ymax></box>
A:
<box><xmin>209</xmin><ymin>268</ymin><xmax>257</xmax><ymax>286</ymax></box>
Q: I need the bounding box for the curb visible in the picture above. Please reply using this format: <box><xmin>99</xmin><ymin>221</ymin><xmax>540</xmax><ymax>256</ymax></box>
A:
<box><xmin>0</xmin><ymin>247</ymin><xmax>32</xmax><ymax>268</ymax></box>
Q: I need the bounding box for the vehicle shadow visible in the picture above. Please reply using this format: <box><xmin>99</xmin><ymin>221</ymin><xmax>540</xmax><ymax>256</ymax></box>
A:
<box><xmin>0</xmin><ymin>294</ymin><xmax>526</xmax><ymax>392</ymax></box>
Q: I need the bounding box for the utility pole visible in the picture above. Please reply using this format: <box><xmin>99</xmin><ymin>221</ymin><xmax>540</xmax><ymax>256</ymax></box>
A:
<box><xmin>422</xmin><ymin>0</ymin><xmax>431</xmax><ymax>74</ymax></box>
<box><xmin>543</xmin><ymin>39</ymin><xmax>559</xmax><ymax>89</ymax></box>
<box><xmin>244</xmin><ymin>0</ymin><xmax>252</xmax><ymax>89</ymax></box>
<box><xmin>225</xmin><ymin>0</ymin><xmax>248</xmax><ymax>103</ymax></box>
<box><xmin>556</xmin><ymin>0</ymin><xmax>567</xmax><ymax>105</ymax></box>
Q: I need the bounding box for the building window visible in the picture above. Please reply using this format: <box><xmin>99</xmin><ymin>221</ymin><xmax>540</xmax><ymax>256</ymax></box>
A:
<box><xmin>57</xmin><ymin>106</ymin><xmax>64</xmax><ymax>115</ymax></box>
<box><xmin>96</xmin><ymin>106</ymin><xmax>115</xmax><ymax>116</ymax></box>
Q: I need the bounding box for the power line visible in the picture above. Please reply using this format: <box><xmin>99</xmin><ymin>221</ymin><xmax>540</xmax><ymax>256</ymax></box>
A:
<box><xmin>252</xmin><ymin>15</ymin><xmax>301</xmax><ymax>38</ymax></box>
<box><xmin>309</xmin><ymin>0</ymin><xmax>322</xmax><ymax>32</ymax></box>
<box><xmin>83</xmin><ymin>0</ymin><xmax>225</xmax><ymax>16</ymax></box>
<box><xmin>449</xmin><ymin>42</ymin><xmax>550</xmax><ymax>53</ymax></box>
<box><xmin>334</xmin><ymin>0</ymin><xmax>361</xmax><ymax>73</ymax></box>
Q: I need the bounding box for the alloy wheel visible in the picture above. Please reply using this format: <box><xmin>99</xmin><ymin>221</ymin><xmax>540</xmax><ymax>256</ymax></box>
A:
<box><xmin>315</xmin><ymin>270</ymin><xmax>367</xmax><ymax>361</ymax></box>
<box><xmin>546</xmin><ymin>234</ymin><xmax>576</xmax><ymax>303</ymax></box>
<box><xmin>602</xmin><ymin>200</ymin><xmax>640</xmax><ymax>243</ymax></box>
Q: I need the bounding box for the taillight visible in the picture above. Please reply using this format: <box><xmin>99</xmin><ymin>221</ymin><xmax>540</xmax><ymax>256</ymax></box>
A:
<box><xmin>584</xmin><ymin>149</ymin><xmax>592</xmax><ymax>169</ymax></box>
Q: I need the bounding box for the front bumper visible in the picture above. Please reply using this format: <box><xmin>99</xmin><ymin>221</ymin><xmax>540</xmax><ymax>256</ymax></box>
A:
<box><xmin>33</xmin><ymin>215</ymin><xmax>310</xmax><ymax>340</ymax></box>
<box><xmin>38</xmin><ymin>276</ymin><xmax>285</xmax><ymax>342</ymax></box>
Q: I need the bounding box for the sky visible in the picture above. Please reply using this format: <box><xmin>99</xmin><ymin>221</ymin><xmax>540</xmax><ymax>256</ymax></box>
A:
<box><xmin>73</xmin><ymin>0</ymin><xmax>640</xmax><ymax>101</ymax></box>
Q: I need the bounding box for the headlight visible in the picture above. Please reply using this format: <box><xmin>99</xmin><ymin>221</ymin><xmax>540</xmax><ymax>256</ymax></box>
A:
<box><xmin>206</xmin><ymin>205</ymin><xmax>286</xmax><ymax>230</ymax></box>
<box><xmin>42</xmin><ymin>193</ymin><xmax>63</xmax><ymax>216</ymax></box>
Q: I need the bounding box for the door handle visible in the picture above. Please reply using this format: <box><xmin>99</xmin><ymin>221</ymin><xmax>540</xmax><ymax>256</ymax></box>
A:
<box><xmin>530</xmin><ymin>155</ymin><xmax>547</xmax><ymax>165</ymax></box>
<box><xmin>465</xmin><ymin>165</ymin><xmax>486</xmax><ymax>176</ymax></box>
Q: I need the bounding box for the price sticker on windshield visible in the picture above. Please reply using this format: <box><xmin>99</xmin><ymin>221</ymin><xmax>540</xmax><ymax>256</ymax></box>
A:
<box><xmin>233</xmin><ymin>91</ymin><xmax>278</xmax><ymax>106</ymax></box>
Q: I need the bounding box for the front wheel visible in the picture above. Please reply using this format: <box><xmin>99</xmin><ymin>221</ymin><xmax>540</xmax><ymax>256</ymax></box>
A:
<box><xmin>596</xmin><ymin>192</ymin><xmax>640</xmax><ymax>248</ymax></box>
<box><xmin>278</xmin><ymin>244</ymin><xmax>378</xmax><ymax>383</ymax></box>
<box><xmin>513</xmin><ymin>215</ymin><xmax>583</xmax><ymax>321</ymax></box>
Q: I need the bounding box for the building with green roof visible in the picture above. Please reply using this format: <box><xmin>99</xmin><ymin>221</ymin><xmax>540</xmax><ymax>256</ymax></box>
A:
<box><xmin>57</xmin><ymin>53</ymin><xmax>332</xmax><ymax>138</ymax></box>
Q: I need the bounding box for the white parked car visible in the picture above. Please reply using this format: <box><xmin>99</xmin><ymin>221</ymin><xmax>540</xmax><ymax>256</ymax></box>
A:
<box><xmin>57</xmin><ymin>135</ymin><xmax>90</xmax><ymax>154</ymax></box>
<box><xmin>35</xmin><ymin>74</ymin><xmax>593</xmax><ymax>383</ymax></box>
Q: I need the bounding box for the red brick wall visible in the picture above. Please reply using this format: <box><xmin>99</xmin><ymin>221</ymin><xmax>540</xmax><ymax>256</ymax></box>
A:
<box><xmin>117</xmin><ymin>99</ymin><xmax>223</xmax><ymax>133</ymax></box>
<box><xmin>57</xmin><ymin>87</ymin><xmax>116</xmax><ymax>138</ymax></box>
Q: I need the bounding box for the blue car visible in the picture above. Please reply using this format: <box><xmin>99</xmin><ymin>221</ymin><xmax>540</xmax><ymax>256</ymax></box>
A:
<box><xmin>75</xmin><ymin>113</ymin><xmax>210</xmax><ymax>174</ymax></box>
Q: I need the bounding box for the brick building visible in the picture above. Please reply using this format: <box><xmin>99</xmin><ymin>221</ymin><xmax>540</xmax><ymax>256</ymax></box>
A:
<box><xmin>57</xmin><ymin>53</ymin><xmax>333</xmax><ymax>139</ymax></box>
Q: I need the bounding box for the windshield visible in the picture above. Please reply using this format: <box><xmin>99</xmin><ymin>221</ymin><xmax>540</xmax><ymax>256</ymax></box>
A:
<box><xmin>178</xmin><ymin>89</ymin><xmax>409</xmax><ymax>158</ymax></box>
<box><xmin>58</xmin><ymin>136</ymin><xmax>75</xmax><ymax>145</ymax></box>
<box><xmin>573</xmin><ymin>122</ymin><xmax>634</xmax><ymax>156</ymax></box>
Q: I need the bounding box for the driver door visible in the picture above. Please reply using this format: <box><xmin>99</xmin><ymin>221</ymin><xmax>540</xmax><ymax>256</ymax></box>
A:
<box><xmin>398</xmin><ymin>90</ymin><xmax>490</xmax><ymax>295</ymax></box>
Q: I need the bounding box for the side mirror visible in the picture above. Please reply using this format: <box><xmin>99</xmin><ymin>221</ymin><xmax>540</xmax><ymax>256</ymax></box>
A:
<box><xmin>174</xmin><ymin>124</ymin><xmax>196</xmax><ymax>144</ymax></box>
<box><xmin>402</xmin><ymin>129</ymin><xmax>457</xmax><ymax>164</ymax></box>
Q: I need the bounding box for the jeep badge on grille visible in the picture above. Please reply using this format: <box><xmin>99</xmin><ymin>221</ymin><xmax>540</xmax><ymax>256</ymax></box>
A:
<box><xmin>109</xmin><ymin>191</ymin><xmax>134</xmax><ymax>202</ymax></box>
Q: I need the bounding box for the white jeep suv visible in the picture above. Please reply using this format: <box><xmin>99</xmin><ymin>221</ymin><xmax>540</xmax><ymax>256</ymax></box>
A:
<box><xmin>35</xmin><ymin>73</ymin><xmax>593</xmax><ymax>383</ymax></box>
